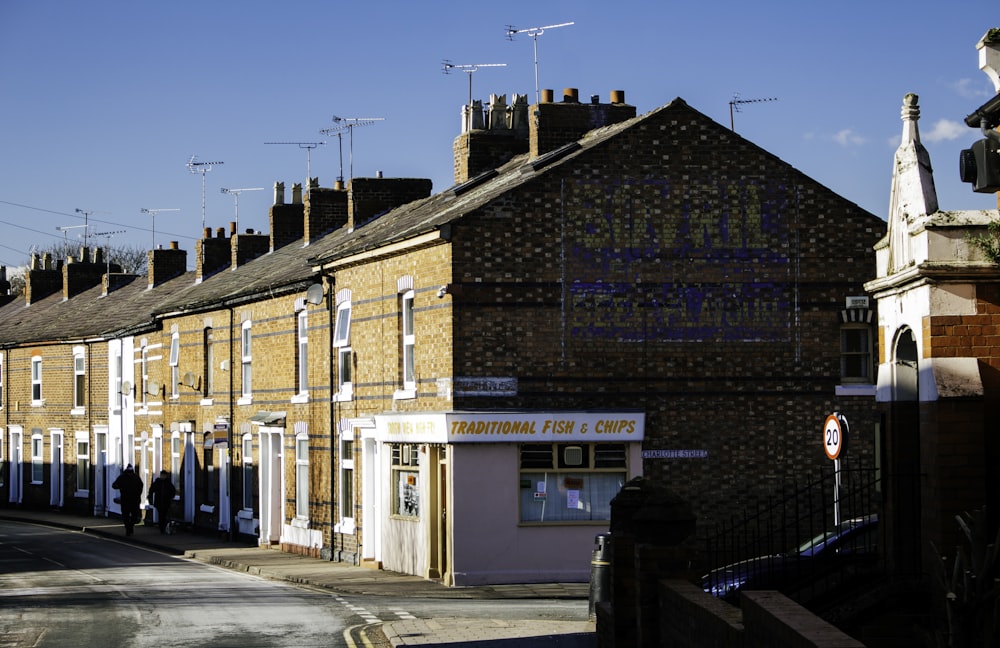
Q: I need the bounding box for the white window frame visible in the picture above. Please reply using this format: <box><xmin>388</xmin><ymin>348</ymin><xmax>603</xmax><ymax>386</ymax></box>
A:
<box><xmin>139</xmin><ymin>345</ymin><xmax>149</xmax><ymax>408</ymax></box>
<box><xmin>295</xmin><ymin>431</ymin><xmax>309</xmax><ymax>520</ymax></box>
<box><xmin>203</xmin><ymin>327</ymin><xmax>214</xmax><ymax>404</ymax></box>
<box><xmin>292</xmin><ymin>307</ymin><xmax>309</xmax><ymax>403</ymax></box>
<box><xmin>390</xmin><ymin>443</ymin><xmax>420</xmax><ymax>519</ymax></box>
<box><xmin>31</xmin><ymin>356</ymin><xmax>43</xmax><ymax>405</ymax></box>
<box><xmin>169</xmin><ymin>331</ymin><xmax>180</xmax><ymax>399</ymax></box>
<box><xmin>114</xmin><ymin>350</ymin><xmax>123</xmax><ymax>410</ymax></box>
<box><xmin>30</xmin><ymin>431</ymin><xmax>43</xmax><ymax>484</ymax></box>
<box><xmin>0</xmin><ymin>352</ymin><xmax>6</xmax><ymax>410</ymax></box>
<box><xmin>240</xmin><ymin>320</ymin><xmax>252</xmax><ymax>403</ymax></box>
<box><xmin>333</xmin><ymin>297</ymin><xmax>353</xmax><ymax>401</ymax></box>
<box><xmin>395</xmin><ymin>287</ymin><xmax>416</xmax><ymax>400</ymax></box>
<box><xmin>241</xmin><ymin>433</ymin><xmax>255</xmax><ymax>512</ymax></box>
<box><xmin>171</xmin><ymin>432</ymin><xmax>181</xmax><ymax>498</ymax></box>
<box><xmin>335</xmin><ymin>423</ymin><xmax>355</xmax><ymax>534</ymax></box>
<box><xmin>75</xmin><ymin>431</ymin><xmax>90</xmax><ymax>496</ymax></box>
<box><xmin>72</xmin><ymin>347</ymin><xmax>86</xmax><ymax>414</ymax></box>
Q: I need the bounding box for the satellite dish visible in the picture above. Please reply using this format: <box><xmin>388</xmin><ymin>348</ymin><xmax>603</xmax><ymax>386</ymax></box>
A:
<box><xmin>121</xmin><ymin>380</ymin><xmax>132</xmax><ymax>395</ymax></box>
<box><xmin>182</xmin><ymin>372</ymin><xmax>196</xmax><ymax>388</ymax></box>
<box><xmin>147</xmin><ymin>380</ymin><xmax>161</xmax><ymax>396</ymax></box>
<box><xmin>306</xmin><ymin>283</ymin><xmax>324</xmax><ymax>305</ymax></box>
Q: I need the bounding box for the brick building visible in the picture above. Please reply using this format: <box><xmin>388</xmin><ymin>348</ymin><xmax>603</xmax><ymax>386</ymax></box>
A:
<box><xmin>0</xmin><ymin>87</ymin><xmax>885</xmax><ymax>586</ymax></box>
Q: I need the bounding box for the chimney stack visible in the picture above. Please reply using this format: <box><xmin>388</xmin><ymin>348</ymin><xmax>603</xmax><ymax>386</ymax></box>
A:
<box><xmin>63</xmin><ymin>246</ymin><xmax>116</xmax><ymax>299</ymax></box>
<box><xmin>453</xmin><ymin>93</ymin><xmax>530</xmax><ymax>184</ymax></box>
<box><xmin>304</xmin><ymin>185</ymin><xmax>349</xmax><ymax>244</ymax></box>
<box><xmin>529</xmin><ymin>89</ymin><xmax>635</xmax><ymax>158</ymax></box>
<box><xmin>25</xmin><ymin>253</ymin><xmax>62</xmax><ymax>305</ymax></box>
<box><xmin>148</xmin><ymin>241</ymin><xmax>187</xmax><ymax>288</ymax></box>
<box><xmin>196</xmin><ymin>227</ymin><xmax>231</xmax><ymax>282</ymax></box>
<box><xmin>347</xmin><ymin>177</ymin><xmax>433</xmax><ymax>230</ymax></box>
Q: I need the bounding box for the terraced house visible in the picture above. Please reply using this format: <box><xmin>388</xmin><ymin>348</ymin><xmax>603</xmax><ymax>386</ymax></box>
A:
<box><xmin>0</xmin><ymin>86</ymin><xmax>884</xmax><ymax>586</ymax></box>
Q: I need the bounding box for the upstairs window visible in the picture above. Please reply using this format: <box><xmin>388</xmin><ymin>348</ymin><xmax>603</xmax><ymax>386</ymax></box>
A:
<box><xmin>73</xmin><ymin>348</ymin><xmax>86</xmax><ymax>410</ymax></box>
<box><xmin>841</xmin><ymin>325</ymin><xmax>873</xmax><ymax>383</ymax></box>
<box><xmin>333</xmin><ymin>296</ymin><xmax>352</xmax><ymax>400</ymax></box>
<box><xmin>203</xmin><ymin>327</ymin><xmax>214</xmax><ymax>397</ymax></box>
<box><xmin>240</xmin><ymin>320</ymin><xmax>252</xmax><ymax>401</ymax></box>
<box><xmin>0</xmin><ymin>353</ymin><xmax>5</xmax><ymax>409</ymax></box>
<box><xmin>31</xmin><ymin>356</ymin><xmax>42</xmax><ymax>404</ymax></box>
<box><xmin>296</xmin><ymin>309</ymin><xmax>309</xmax><ymax>396</ymax></box>
<box><xmin>169</xmin><ymin>332</ymin><xmax>180</xmax><ymax>399</ymax></box>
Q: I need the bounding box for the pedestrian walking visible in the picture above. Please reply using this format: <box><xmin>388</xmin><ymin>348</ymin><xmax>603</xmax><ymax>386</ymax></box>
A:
<box><xmin>148</xmin><ymin>470</ymin><xmax>176</xmax><ymax>534</ymax></box>
<box><xmin>111</xmin><ymin>464</ymin><xmax>143</xmax><ymax>536</ymax></box>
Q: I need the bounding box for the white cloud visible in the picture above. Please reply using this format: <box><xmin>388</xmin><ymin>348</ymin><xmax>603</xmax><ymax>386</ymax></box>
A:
<box><xmin>953</xmin><ymin>78</ymin><xmax>992</xmax><ymax>99</ymax></box>
<box><xmin>923</xmin><ymin>118</ymin><xmax>966</xmax><ymax>143</ymax></box>
<box><xmin>832</xmin><ymin>129</ymin><xmax>866</xmax><ymax>147</ymax></box>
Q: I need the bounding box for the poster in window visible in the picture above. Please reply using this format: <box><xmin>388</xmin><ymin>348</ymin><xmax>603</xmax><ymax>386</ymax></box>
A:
<box><xmin>567</xmin><ymin>489</ymin><xmax>581</xmax><ymax>510</ymax></box>
<box><xmin>399</xmin><ymin>471</ymin><xmax>419</xmax><ymax>516</ymax></box>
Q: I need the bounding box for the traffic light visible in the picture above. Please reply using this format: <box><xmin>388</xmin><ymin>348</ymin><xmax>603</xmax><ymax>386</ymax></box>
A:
<box><xmin>959</xmin><ymin>138</ymin><xmax>1000</xmax><ymax>193</ymax></box>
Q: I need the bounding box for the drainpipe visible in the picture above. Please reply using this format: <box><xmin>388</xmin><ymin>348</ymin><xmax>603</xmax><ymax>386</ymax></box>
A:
<box><xmin>325</xmin><ymin>274</ymin><xmax>337</xmax><ymax>561</ymax></box>
<box><xmin>228</xmin><ymin>305</ymin><xmax>236</xmax><ymax>542</ymax></box>
<box><xmin>981</xmin><ymin>118</ymin><xmax>1000</xmax><ymax>144</ymax></box>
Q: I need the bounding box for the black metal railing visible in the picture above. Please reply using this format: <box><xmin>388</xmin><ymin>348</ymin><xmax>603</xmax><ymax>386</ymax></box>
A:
<box><xmin>701</xmin><ymin>466</ymin><xmax>885</xmax><ymax>608</ymax></box>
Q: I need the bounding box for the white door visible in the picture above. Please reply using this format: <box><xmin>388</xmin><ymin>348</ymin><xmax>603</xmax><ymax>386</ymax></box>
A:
<box><xmin>49</xmin><ymin>430</ymin><xmax>63</xmax><ymax>508</ymax></box>
<box><xmin>94</xmin><ymin>429</ymin><xmax>107</xmax><ymax>516</ymax></box>
<box><xmin>218</xmin><ymin>444</ymin><xmax>230</xmax><ymax>533</ymax></box>
<box><xmin>184</xmin><ymin>431</ymin><xmax>196</xmax><ymax>523</ymax></box>
<box><xmin>362</xmin><ymin>433</ymin><xmax>382</xmax><ymax>564</ymax></box>
<box><xmin>8</xmin><ymin>427</ymin><xmax>22</xmax><ymax>505</ymax></box>
<box><xmin>258</xmin><ymin>427</ymin><xmax>284</xmax><ymax>545</ymax></box>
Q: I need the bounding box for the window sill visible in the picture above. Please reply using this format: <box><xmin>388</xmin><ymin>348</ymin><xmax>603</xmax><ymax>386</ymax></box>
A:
<box><xmin>201</xmin><ymin>398</ymin><xmax>214</xmax><ymax>406</ymax></box>
<box><xmin>393</xmin><ymin>388</ymin><xmax>416</xmax><ymax>401</ymax></box>
<box><xmin>74</xmin><ymin>490</ymin><xmax>89</xmax><ymax>498</ymax></box>
<box><xmin>335</xmin><ymin>519</ymin><xmax>356</xmax><ymax>535</ymax></box>
<box><xmin>71</xmin><ymin>407</ymin><xmax>85</xmax><ymax>416</ymax></box>
<box><xmin>835</xmin><ymin>384</ymin><xmax>876</xmax><ymax>397</ymax></box>
<box><xmin>291</xmin><ymin>517</ymin><xmax>310</xmax><ymax>529</ymax></box>
<box><xmin>237</xmin><ymin>397</ymin><xmax>253</xmax><ymax>406</ymax></box>
<box><xmin>237</xmin><ymin>509</ymin><xmax>254</xmax><ymax>521</ymax></box>
<box><xmin>31</xmin><ymin>400</ymin><xmax>45</xmax><ymax>408</ymax></box>
<box><xmin>334</xmin><ymin>387</ymin><xmax>353</xmax><ymax>402</ymax></box>
<box><xmin>291</xmin><ymin>393</ymin><xmax>310</xmax><ymax>404</ymax></box>
<box><xmin>200</xmin><ymin>504</ymin><xmax>215</xmax><ymax>513</ymax></box>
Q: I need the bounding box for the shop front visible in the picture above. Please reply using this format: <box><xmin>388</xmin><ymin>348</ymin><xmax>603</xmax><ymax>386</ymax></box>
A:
<box><xmin>371</xmin><ymin>410</ymin><xmax>644</xmax><ymax>586</ymax></box>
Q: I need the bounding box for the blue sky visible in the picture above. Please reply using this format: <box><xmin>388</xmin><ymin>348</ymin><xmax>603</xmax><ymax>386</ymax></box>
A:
<box><xmin>0</xmin><ymin>1</ymin><xmax>997</xmax><ymax>269</ymax></box>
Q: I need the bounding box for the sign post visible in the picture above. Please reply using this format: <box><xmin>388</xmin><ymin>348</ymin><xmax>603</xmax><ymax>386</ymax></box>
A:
<box><xmin>823</xmin><ymin>413</ymin><xmax>848</xmax><ymax>526</ymax></box>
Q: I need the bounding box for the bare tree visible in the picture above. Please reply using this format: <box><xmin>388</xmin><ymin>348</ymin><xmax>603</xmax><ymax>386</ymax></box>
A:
<box><xmin>2</xmin><ymin>242</ymin><xmax>149</xmax><ymax>297</ymax></box>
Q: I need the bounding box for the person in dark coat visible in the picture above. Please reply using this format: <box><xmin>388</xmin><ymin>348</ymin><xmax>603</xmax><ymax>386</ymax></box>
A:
<box><xmin>111</xmin><ymin>464</ymin><xmax>144</xmax><ymax>536</ymax></box>
<box><xmin>148</xmin><ymin>470</ymin><xmax>176</xmax><ymax>534</ymax></box>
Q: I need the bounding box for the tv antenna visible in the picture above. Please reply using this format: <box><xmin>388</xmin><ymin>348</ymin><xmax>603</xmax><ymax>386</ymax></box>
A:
<box><xmin>319</xmin><ymin>117</ymin><xmax>384</xmax><ymax>183</ymax></box>
<box><xmin>505</xmin><ymin>21</ymin><xmax>574</xmax><ymax>105</ymax></box>
<box><xmin>187</xmin><ymin>156</ymin><xmax>224</xmax><ymax>232</ymax></box>
<box><xmin>264</xmin><ymin>142</ymin><xmax>325</xmax><ymax>191</ymax></box>
<box><xmin>73</xmin><ymin>208</ymin><xmax>108</xmax><ymax>250</ymax></box>
<box><xmin>56</xmin><ymin>224</ymin><xmax>90</xmax><ymax>242</ymax></box>
<box><xmin>729</xmin><ymin>94</ymin><xmax>777</xmax><ymax>131</ymax></box>
<box><xmin>92</xmin><ymin>229</ymin><xmax>126</xmax><ymax>277</ymax></box>
<box><xmin>443</xmin><ymin>61</ymin><xmax>508</xmax><ymax>129</ymax></box>
<box><xmin>220</xmin><ymin>187</ymin><xmax>264</xmax><ymax>231</ymax></box>
<box><xmin>140</xmin><ymin>208</ymin><xmax>180</xmax><ymax>249</ymax></box>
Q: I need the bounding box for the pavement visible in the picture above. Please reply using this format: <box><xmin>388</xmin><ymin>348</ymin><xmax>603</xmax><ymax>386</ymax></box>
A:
<box><xmin>0</xmin><ymin>508</ymin><xmax>596</xmax><ymax>647</ymax></box>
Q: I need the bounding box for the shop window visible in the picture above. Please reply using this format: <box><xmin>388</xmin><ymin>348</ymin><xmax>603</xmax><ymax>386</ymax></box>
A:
<box><xmin>295</xmin><ymin>432</ymin><xmax>309</xmax><ymax>519</ymax></box>
<box><xmin>518</xmin><ymin>443</ymin><xmax>627</xmax><ymax>523</ymax></box>
<box><xmin>75</xmin><ymin>432</ymin><xmax>90</xmax><ymax>495</ymax></box>
<box><xmin>391</xmin><ymin>443</ymin><xmax>419</xmax><ymax>518</ymax></box>
<box><xmin>333</xmin><ymin>296</ymin><xmax>353</xmax><ymax>401</ymax></box>
<box><xmin>840</xmin><ymin>324</ymin><xmax>873</xmax><ymax>383</ymax></box>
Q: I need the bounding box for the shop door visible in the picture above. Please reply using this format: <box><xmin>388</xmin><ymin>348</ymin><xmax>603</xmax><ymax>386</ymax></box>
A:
<box><xmin>361</xmin><ymin>434</ymin><xmax>382</xmax><ymax>565</ymax></box>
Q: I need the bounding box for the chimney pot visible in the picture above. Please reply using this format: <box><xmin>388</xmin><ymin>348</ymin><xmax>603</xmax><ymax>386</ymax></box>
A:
<box><xmin>562</xmin><ymin>88</ymin><xmax>579</xmax><ymax>103</ymax></box>
<box><xmin>215</xmin><ymin>227</ymin><xmax>225</xmax><ymax>238</ymax></box>
<box><xmin>230</xmin><ymin>221</ymin><xmax>237</xmax><ymax>235</ymax></box>
<box><xmin>611</xmin><ymin>90</ymin><xmax>625</xmax><ymax>104</ymax></box>
<box><xmin>204</xmin><ymin>227</ymin><xmax>212</xmax><ymax>239</ymax></box>
<box><xmin>170</xmin><ymin>241</ymin><xmax>179</xmax><ymax>250</ymax></box>
<box><xmin>541</xmin><ymin>89</ymin><xmax>554</xmax><ymax>103</ymax></box>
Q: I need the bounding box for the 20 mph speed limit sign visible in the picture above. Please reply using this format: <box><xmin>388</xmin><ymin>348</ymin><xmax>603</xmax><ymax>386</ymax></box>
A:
<box><xmin>823</xmin><ymin>413</ymin><xmax>847</xmax><ymax>460</ymax></box>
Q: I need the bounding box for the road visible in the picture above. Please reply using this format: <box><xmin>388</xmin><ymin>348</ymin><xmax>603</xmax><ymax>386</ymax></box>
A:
<box><xmin>0</xmin><ymin>520</ymin><xmax>355</xmax><ymax>647</ymax></box>
<box><xmin>0</xmin><ymin>521</ymin><xmax>591</xmax><ymax>647</ymax></box>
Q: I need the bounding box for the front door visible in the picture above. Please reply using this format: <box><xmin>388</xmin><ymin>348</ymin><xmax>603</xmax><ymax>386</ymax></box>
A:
<box><xmin>258</xmin><ymin>426</ymin><xmax>284</xmax><ymax>545</ymax></box>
